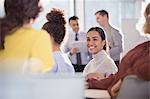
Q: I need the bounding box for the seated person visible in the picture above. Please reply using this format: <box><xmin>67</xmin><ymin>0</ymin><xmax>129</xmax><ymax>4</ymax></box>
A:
<box><xmin>42</xmin><ymin>8</ymin><xmax>75</xmax><ymax>74</ymax></box>
<box><xmin>83</xmin><ymin>27</ymin><xmax>118</xmax><ymax>79</ymax></box>
<box><xmin>87</xmin><ymin>3</ymin><xmax>150</xmax><ymax>98</ymax></box>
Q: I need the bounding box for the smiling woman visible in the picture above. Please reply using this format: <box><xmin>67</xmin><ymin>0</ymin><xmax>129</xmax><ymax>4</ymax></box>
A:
<box><xmin>86</xmin><ymin>27</ymin><xmax>107</xmax><ymax>55</ymax></box>
<box><xmin>83</xmin><ymin>27</ymin><xmax>118</xmax><ymax>79</ymax></box>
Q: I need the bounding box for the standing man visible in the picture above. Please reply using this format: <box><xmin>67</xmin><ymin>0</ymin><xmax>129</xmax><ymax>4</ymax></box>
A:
<box><xmin>95</xmin><ymin>10</ymin><xmax>123</xmax><ymax>66</ymax></box>
<box><xmin>61</xmin><ymin>16</ymin><xmax>90</xmax><ymax>72</ymax></box>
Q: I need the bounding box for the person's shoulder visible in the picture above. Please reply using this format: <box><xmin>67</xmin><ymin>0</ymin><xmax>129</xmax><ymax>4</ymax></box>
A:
<box><xmin>79</xmin><ymin>31</ymin><xmax>87</xmax><ymax>37</ymax></box>
<box><xmin>29</xmin><ymin>29</ymin><xmax>51</xmax><ymax>48</ymax></box>
<box><xmin>109</xmin><ymin>24</ymin><xmax>120</xmax><ymax>33</ymax></box>
<box><xmin>103</xmin><ymin>52</ymin><xmax>115</xmax><ymax>65</ymax></box>
<box><xmin>109</xmin><ymin>24</ymin><xmax>118</xmax><ymax>30</ymax></box>
<box><xmin>134</xmin><ymin>40</ymin><xmax>150</xmax><ymax>49</ymax></box>
<box><xmin>62</xmin><ymin>52</ymin><xmax>72</xmax><ymax>63</ymax></box>
<box><xmin>53</xmin><ymin>51</ymin><xmax>62</xmax><ymax>59</ymax></box>
<box><xmin>109</xmin><ymin>25</ymin><xmax>123</xmax><ymax>37</ymax></box>
<box><xmin>36</xmin><ymin>29</ymin><xmax>49</xmax><ymax>36</ymax></box>
<box><xmin>60</xmin><ymin>52</ymin><xmax>74</xmax><ymax>67</ymax></box>
<box><xmin>16</xmin><ymin>28</ymin><xmax>49</xmax><ymax>43</ymax></box>
<box><xmin>128</xmin><ymin>40</ymin><xmax>149</xmax><ymax>53</ymax></box>
<box><xmin>53</xmin><ymin>52</ymin><xmax>64</xmax><ymax>65</ymax></box>
<box><xmin>37</xmin><ymin>29</ymin><xmax>50</xmax><ymax>40</ymax></box>
<box><xmin>28</xmin><ymin>28</ymin><xmax>49</xmax><ymax>37</ymax></box>
<box><xmin>66</xmin><ymin>30</ymin><xmax>74</xmax><ymax>36</ymax></box>
<box><xmin>123</xmin><ymin>41</ymin><xmax>149</xmax><ymax>60</ymax></box>
<box><xmin>27</xmin><ymin>28</ymin><xmax>45</xmax><ymax>33</ymax></box>
<box><xmin>79</xmin><ymin>30</ymin><xmax>86</xmax><ymax>33</ymax></box>
<box><xmin>86</xmin><ymin>58</ymin><xmax>94</xmax><ymax>66</ymax></box>
<box><xmin>121</xmin><ymin>40</ymin><xmax>149</xmax><ymax>67</ymax></box>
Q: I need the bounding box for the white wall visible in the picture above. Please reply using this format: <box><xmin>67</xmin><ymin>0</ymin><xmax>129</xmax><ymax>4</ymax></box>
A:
<box><xmin>0</xmin><ymin>0</ymin><xmax>4</xmax><ymax>17</ymax></box>
<box><xmin>121</xmin><ymin>19</ymin><xmax>149</xmax><ymax>57</ymax></box>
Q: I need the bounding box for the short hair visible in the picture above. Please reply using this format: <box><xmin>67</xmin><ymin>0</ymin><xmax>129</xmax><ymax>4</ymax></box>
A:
<box><xmin>69</xmin><ymin>16</ymin><xmax>79</xmax><ymax>23</ymax></box>
<box><xmin>95</xmin><ymin>10</ymin><xmax>109</xmax><ymax>18</ymax></box>
<box><xmin>42</xmin><ymin>8</ymin><xmax>66</xmax><ymax>45</ymax></box>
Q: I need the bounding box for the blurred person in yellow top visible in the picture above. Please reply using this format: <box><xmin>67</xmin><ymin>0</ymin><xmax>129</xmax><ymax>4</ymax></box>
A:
<box><xmin>0</xmin><ymin>0</ymin><xmax>54</xmax><ymax>73</ymax></box>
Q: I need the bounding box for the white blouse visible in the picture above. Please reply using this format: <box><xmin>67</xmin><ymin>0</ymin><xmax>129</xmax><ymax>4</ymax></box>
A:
<box><xmin>83</xmin><ymin>50</ymin><xmax>118</xmax><ymax>77</ymax></box>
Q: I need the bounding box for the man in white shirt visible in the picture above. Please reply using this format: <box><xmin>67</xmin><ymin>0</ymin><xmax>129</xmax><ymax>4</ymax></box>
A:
<box><xmin>95</xmin><ymin>10</ymin><xmax>123</xmax><ymax>67</ymax></box>
<box><xmin>61</xmin><ymin>16</ymin><xmax>90</xmax><ymax>72</ymax></box>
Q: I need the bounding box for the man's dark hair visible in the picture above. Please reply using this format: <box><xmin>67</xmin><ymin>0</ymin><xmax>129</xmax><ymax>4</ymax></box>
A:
<box><xmin>69</xmin><ymin>16</ymin><xmax>79</xmax><ymax>23</ymax></box>
<box><xmin>95</xmin><ymin>10</ymin><xmax>109</xmax><ymax>18</ymax></box>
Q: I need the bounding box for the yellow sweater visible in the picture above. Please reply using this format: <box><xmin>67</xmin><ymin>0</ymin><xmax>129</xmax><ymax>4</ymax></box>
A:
<box><xmin>0</xmin><ymin>27</ymin><xmax>54</xmax><ymax>73</ymax></box>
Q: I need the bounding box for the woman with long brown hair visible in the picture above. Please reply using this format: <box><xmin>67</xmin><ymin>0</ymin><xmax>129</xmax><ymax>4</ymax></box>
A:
<box><xmin>0</xmin><ymin>0</ymin><xmax>54</xmax><ymax>73</ymax></box>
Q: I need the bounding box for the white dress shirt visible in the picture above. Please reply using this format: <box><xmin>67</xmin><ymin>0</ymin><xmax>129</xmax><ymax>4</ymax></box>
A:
<box><xmin>61</xmin><ymin>30</ymin><xmax>90</xmax><ymax>65</ymax></box>
<box><xmin>83</xmin><ymin>50</ymin><xmax>118</xmax><ymax>77</ymax></box>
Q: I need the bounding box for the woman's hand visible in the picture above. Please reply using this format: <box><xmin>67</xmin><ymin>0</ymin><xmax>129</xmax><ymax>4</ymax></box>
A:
<box><xmin>86</xmin><ymin>72</ymin><xmax>104</xmax><ymax>81</ymax></box>
<box><xmin>110</xmin><ymin>79</ymin><xmax>122</xmax><ymax>98</ymax></box>
<box><xmin>85</xmin><ymin>81</ymin><xmax>89</xmax><ymax>89</ymax></box>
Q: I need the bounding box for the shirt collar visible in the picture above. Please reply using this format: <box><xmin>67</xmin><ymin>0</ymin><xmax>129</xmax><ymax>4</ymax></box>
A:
<box><xmin>92</xmin><ymin>50</ymin><xmax>106</xmax><ymax>62</ymax></box>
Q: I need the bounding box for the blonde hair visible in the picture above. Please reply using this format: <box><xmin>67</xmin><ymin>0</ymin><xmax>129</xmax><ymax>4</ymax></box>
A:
<box><xmin>144</xmin><ymin>3</ymin><xmax>150</xmax><ymax>34</ymax></box>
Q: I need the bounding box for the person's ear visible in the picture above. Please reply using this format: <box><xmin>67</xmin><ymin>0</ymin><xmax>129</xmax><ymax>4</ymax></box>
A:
<box><xmin>102</xmin><ymin>40</ymin><xmax>106</xmax><ymax>48</ymax></box>
<box><xmin>103</xmin><ymin>15</ymin><xmax>108</xmax><ymax>20</ymax></box>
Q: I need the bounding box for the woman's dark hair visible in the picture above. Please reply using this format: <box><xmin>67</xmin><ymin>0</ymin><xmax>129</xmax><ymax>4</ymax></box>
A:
<box><xmin>87</xmin><ymin>27</ymin><xmax>107</xmax><ymax>50</ymax></box>
<box><xmin>42</xmin><ymin>8</ymin><xmax>66</xmax><ymax>45</ymax></box>
<box><xmin>0</xmin><ymin>0</ymin><xmax>41</xmax><ymax>50</ymax></box>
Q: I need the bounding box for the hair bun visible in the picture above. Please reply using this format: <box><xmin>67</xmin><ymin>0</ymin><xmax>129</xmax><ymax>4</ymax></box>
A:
<box><xmin>46</xmin><ymin>8</ymin><xmax>66</xmax><ymax>25</ymax></box>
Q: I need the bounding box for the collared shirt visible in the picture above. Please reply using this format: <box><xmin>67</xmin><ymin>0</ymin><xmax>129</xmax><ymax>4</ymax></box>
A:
<box><xmin>61</xmin><ymin>30</ymin><xmax>90</xmax><ymax>65</ymax></box>
<box><xmin>104</xmin><ymin>24</ymin><xmax>123</xmax><ymax>61</ymax></box>
<box><xmin>83</xmin><ymin>50</ymin><xmax>118</xmax><ymax>77</ymax></box>
<box><xmin>49</xmin><ymin>51</ymin><xmax>75</xmax><ymax>74</ymax></box>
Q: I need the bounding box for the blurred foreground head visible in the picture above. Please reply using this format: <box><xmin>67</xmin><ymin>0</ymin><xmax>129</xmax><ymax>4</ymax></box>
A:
<box><xmin>0</xmin><ymin>0</ymin><xmax>41</xmax><ymax>49</ymax></box>
<box><xmin>144</xmin><ymin>3</ymin><xmax>150</xmax><ymax>34</ymax></box>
